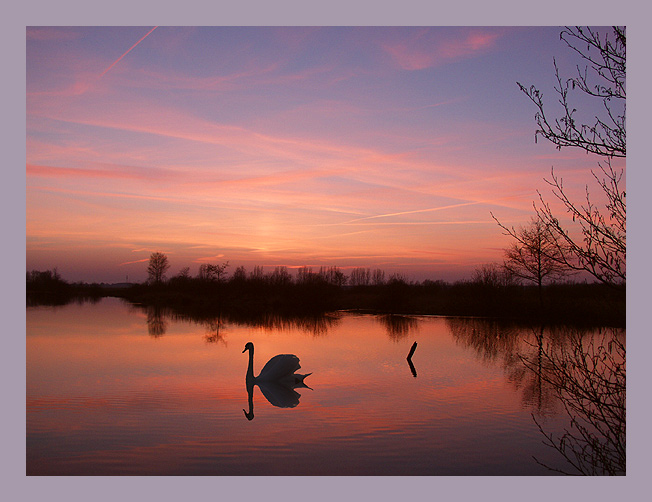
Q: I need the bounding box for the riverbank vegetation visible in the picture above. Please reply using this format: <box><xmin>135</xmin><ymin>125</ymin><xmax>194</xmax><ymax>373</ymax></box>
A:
<box><xmin>26</xmin><ymin>263</ymin><xmax>625</xmax><ymax>327</ymax></box>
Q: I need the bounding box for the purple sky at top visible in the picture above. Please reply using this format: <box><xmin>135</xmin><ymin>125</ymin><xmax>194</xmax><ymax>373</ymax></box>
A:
<box><xmin>26</xmin><ymin>26</ymin><xmax>625</xmax><ymax>283</ymax></box>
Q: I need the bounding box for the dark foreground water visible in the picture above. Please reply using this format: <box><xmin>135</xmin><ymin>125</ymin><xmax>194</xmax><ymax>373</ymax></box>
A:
<box><xmin>26</xmin><ymin>297</ymin><xmax>620</xmax><ymax>475</ymax></box>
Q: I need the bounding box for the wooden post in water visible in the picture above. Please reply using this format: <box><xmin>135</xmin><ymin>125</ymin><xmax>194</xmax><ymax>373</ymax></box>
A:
<box><xmin>407</xmin><ymin>341</ymin><xmax>417</xmax><ymax>378</ymax></box>
<box><xmin>407</xmin><ymin>341</ymin><xmax>417</xmax><ymax>361</ymax></box>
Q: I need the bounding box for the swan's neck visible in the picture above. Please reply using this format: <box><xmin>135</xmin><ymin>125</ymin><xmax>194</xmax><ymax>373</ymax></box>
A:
<box><xmin>246</xmin><ymin>347</ymin><xmax>255</xmax><ymax>380</ymax></box>
<box><xmin>244</xmin><ymin>378</ymin><xmax>255</xmax><ymax>420</ymax></box>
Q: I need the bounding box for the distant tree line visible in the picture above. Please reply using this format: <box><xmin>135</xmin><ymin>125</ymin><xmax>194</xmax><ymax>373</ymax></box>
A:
<box><xmin>26</xmin><ymin>249</ymin><xmax>625</xmax><ymax>326</ymax></box>
<box><xmin>142</xmin><ymin>250</ymin><xmax>393</xmax><ymax>290</ymax></box>
<box><xmin>26</xmin><ymin>268</ymin><xmax>104</xmax><ymax>306</ymax></box>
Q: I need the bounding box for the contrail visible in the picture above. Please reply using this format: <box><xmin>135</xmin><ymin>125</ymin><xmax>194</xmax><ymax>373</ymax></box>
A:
<box><xmin>344</xmin><ymin>201</ymin><xmax>483</xmax><ymax>224</ymax></box>
<box><xmin>100</xmin><ymin>26</ymin><xmax>158</xmax><ymax>77</ymax></box>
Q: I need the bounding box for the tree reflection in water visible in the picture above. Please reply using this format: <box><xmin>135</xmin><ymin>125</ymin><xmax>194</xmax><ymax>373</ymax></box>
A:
<box><xmin>447</xmin><ymin>318</ymin><xmax>562</xmax><ymax>417</ymax></box>
<box><xmin>134</xmin><ymin>303</ymin><xmax>341</xmax><ymax>341</ymax></box>
<box><xmin>377</xmin><ymin>314</ymin><xmax>420</xmax><ymax>341</ymax></box>
<box><xmin>204</xmin><ymin>317</ymin><xmax>228</xmax><ymax>344</ymax></box>
<box><xmin>448</xmin><ymin>318</ymin><xmax>626</xmax><ymax>475</ymax></box>
<box><xmin>522</xmin><ymin>328</ymin><xmax>626</xmax><ymax>475</ymax></box>
<box><xmin>146</xmin><ymin>305</ymin><xmax>168</xmax><ymax>338</ymax></box>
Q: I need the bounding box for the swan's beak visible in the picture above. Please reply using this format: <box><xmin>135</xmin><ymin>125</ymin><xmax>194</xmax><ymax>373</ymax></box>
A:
<box><xmin>242</xmin><ymin>347</ymin><xmax>247</xmax><ymax>353</ymax></box>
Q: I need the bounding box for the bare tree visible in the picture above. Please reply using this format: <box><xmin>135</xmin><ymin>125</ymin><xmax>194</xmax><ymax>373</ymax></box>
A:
<box><xmin>175</xmin><ymin>267</ymin><xmax>191</xmax><ymax>279</ymax></box>
<box><xmin>349</xmin><ymin>267</ymin><xmax>371</xmax><ymax>286</ymax></box>
<box><xmin>517</xmin><ymin>27</ymin><xmax>625</xmax><ymax>158</ymax></box>
<box><xmin>517</xmin><ymin>26</ymin><xmax>626</xmax><ymax>290</ymax></box>
<box><xmin>297</xmin><ymin>266</ymin><xmax>315</xmax><ymax>285</ymax></box>
<box><xmin>535</xmin><ymin>162</ymin><xmax>625</xmax><ymax>290</ymax></box>
<box><xmin>270</xmin><ymin>266</ymin><xmax>292</xmax><ymax>286</ymax></box>
<box><xmin>231</xmin><ymin>265</ymin><xmax>247</xmax><ymax>282</ymax></box>
<box><xmin>197</xmin><ymin>262</ymin><xmax>230</xmax><ymax>282</ymax></box>
<box><xmin>509</xmin><ymin>28</ymin><xmax>627</xmax><ymax>475</ymax></box>
<box><xmin>372</xmin><ymin>268</ymin><xmax>386</xmax><ymax>286</ymax></box>
<box><xmin>197</xmin><ymin>264</ymin><xmax>211</xmax><ymax>281</ymax></box>
<box><xmin>492</xmin><ymin>217</ymin><xmax>569</xmax><ymax>301</ymax></box>
<box><xmin>471</xmin><ymin>262</ymin><xmax>516</xmax><ymax>288</ymax></box>
<box><xmin>319</xmin><ymin>266</ymin><xmax>347</xmax><ymax>287</ymax></box>
<box><xmin>213</xmin><ymin>261</ymin><xmax>229</xmax><ymax>282</ymax></box>
<box><xmin>249</xmin><ymin>265</ymin><xmax>265</xmax><ymax>281</ymax></box>
<box><xmin>147</xmin><ymin>252</ymin><xmax>170</xmax><ymax>284</ymax></box>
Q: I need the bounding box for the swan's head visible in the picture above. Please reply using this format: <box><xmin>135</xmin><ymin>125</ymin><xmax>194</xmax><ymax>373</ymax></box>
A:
<box><xmin>242</xmin><ymin>341</ymin><xmax>254</xmax><ymax>353</ymax></box>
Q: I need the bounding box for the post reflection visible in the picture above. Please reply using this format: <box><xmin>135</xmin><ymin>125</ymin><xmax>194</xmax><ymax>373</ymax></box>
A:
<box><xmin>407</xmin><ymin>358</ymin><xmax>417</xmax><ymax>378</ymax></box>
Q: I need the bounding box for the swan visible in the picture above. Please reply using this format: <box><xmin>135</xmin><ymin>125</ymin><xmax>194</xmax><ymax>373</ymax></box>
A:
<box><xmin>242</xmin><ymin>341</ymin><xmax>312</xmax><ymax>419</ymax></box>
<box><xmin>243</xmin><ymin>341</ymin><xmax>311</xmax><ymax>385</ymax></box>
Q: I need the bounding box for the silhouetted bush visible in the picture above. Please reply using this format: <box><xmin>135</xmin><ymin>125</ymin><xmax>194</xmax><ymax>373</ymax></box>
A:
<box><xmin>26</xmin><ymin>269</ymin><xmax>73</xmax><ymax>306</ymax></box>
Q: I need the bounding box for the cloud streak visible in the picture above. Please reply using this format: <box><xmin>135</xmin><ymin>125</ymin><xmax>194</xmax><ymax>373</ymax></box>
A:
<box><xmin>100</xmin><ymin>26</ymin><xmax>158</xmax><ymax>78</ymax></box>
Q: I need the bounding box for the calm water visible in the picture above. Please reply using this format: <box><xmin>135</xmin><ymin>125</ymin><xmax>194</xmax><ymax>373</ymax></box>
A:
<box><xmin>26</xmin><ymin>297</ymin><xmax>612</xmax><ymax>475</ymax></box>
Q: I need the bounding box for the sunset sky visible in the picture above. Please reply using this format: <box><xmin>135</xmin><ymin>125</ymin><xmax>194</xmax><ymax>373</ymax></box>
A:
<box><xmin>26</xmin><ymin>26</ymin><xmax>625</xmax><ymax>283</ymax></box>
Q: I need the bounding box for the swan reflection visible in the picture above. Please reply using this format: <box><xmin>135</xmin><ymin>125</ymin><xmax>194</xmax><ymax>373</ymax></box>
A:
<box><xmin>242</xmin><ymin>341</ymin><xmax>312</xmax><ymax>420</ymax></box>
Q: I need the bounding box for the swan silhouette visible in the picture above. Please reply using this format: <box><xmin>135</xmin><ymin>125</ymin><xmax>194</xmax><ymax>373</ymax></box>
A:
<box><xmin>242</xmin><ymin>341</ymin><xmax>312</xmax><ymax>420</ymax></box>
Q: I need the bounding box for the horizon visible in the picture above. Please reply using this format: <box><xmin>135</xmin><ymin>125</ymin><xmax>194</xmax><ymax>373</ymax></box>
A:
<box><xmin>26</xmin><ymin>259</ymin><xmax>600</xmax><ymax>286</ymax></box>
<box><xmin>26</xmin><ymin>26</ymin><xmax>625</xmax><ymax>284</ymax></box>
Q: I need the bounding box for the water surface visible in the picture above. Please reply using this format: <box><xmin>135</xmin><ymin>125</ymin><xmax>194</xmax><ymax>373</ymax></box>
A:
<box><xmin>27</xmin><ymin>298</ymin><xmax>600</xmax><ymax>475</ymax></box>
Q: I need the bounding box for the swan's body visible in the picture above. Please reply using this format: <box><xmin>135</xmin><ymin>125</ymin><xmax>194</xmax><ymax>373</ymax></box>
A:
<box><xmin>242</xmin><ymin>341</ymin><xmax>311</xmax><ymax>419</ymax></box>
<box><xmin>243</xmin><ymin>341</ymin><xmax>311</xmax><ymax>384</ymax></box>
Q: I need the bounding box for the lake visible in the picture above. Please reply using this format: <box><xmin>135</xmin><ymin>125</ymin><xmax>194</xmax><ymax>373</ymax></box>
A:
<box><xmin>26</xmin><ymin>297</ymin><xmax>622</xmax><ymax>475</ymax></box>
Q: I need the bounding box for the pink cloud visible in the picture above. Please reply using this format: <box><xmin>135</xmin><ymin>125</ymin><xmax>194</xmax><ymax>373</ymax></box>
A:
<box><xmin>29</xmin><ymin>96</ymin><xmax>442</xmax><ymax>184</ymax></box>
<box><xmin>440</xmin><ymin>31</ymin><xmax>502</xmax><ymax>58</ymax></box>
<box><xmin>383</xmin><ymin>28</ymin><xmax>504</xmax><ymax>71</ymax></box>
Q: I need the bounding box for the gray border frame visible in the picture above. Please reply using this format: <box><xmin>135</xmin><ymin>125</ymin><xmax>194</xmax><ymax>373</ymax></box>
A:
<box><xmin>9</xmin><ymin>1</ymin><xmax>649</xmax><ymax>500</ymax></box>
